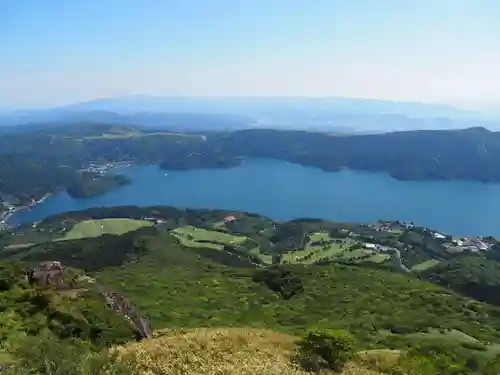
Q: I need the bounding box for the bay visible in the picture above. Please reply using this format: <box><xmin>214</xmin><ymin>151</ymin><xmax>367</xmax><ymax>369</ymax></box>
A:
<box><xmin>9</xmin><ymin>158</ymin><xmax>500</xmax><ymax>236</ymax></box>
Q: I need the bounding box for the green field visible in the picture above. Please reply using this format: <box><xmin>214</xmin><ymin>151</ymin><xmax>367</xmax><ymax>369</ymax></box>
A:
<box><xmin>170</xmin><ymin>226</ymin><xmax>274</xmax><ymax>264</ymax></box>
<box><xmin>281</xmin><ymin>232</ymin><xmax>389</xmax><ymax>265</ymax></box>
<box><xmin>4</xmin><ymin>242</ymin><xmax>35</xmax><ymax>250</ymax></box>
<box><xmin>59</xmin><ymin>219</ymin><xmax>154</xmax><ymax>241</ymax></box>
<box><xmin>408</xmin><ymin>328</ymin><xmax>479</xmax><ymax>344</ymax></box>
<box><xmin>411</xmin><ymin>259</ymin><xmax>442</xmax><ymax>272</ymax></box>
<box><xmin>359</xmin><ymin>252</ymin><xmax>391</xmax><ymax>263</ymax></box>
<box><xmin>282</xmin><ymin>232</ymin><xmax>346</xmax><ymax>264</ymax></box>
<box><xmin>171</xmin><ymin>225</ymin><xmax>248</xmax><ymax>250</ymax></box>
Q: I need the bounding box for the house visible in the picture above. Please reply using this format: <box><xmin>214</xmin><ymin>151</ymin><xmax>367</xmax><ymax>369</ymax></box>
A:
<box><xmin>475</xmin><ymin>240</ymin><xmax>489</xmax><ymax>251</ymax></box>
<box><xmin>224</xmin><ymin>215</ymin><xmax>237</xmax><ymax>223</ymax></box>
<box><xmin>375</xmin><ymin>245</ymin><xmax>391</xmax><ymax>252</ymax></box>
<box><xmin>432</xmin><ymin>232</ymin><xmax>446</xmax><ymax>240</ymax></box>
<box><xmin>364</xmin><ymin>243</ymin><xmax>376</xmax><ymax>249</ymax></box>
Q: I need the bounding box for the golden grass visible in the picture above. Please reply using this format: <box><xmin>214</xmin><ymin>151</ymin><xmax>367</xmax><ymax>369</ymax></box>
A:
<box><xmin>114</xmin><ymin>328</ymin><xmax>386</xmax><ymax>375</ymax></box>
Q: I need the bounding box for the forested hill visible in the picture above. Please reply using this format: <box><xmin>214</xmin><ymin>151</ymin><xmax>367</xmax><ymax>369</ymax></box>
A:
<box><xmin>1</xmin><ymin>124</ymin><xmax>500</xmax><ymax>205</ymax></box>
<box><xmin>3</xmin><ymin>206</ymin><xmax>500</xmax><ymax>373</ymax></box>
<box><xmin>225</xmin><ymin>126</ymin><xmax>499</xmax><ymax>181</ymax></box>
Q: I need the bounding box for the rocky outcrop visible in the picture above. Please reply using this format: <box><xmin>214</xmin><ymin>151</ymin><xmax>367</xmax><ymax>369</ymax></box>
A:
<box><xmin>27</xmin><ymin>261</ymin><xmax>67</xmax><ymax>288</ymax></box>
<box><xmin>99</xmin><ymin>287</ymin><xmax>153</xmax><ymax>340</ymax></box>
<box><xmin>26</xmin><ymin>261</ymin><xmax>153</xmax><ymax>340</ymax></box>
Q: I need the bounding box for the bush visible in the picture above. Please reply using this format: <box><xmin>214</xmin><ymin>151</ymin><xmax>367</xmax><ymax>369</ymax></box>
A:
<box><xmin>8</xmin><ymin>331</ymin><xmax>137</xmax><ymax>375</ymax></box>
<box><xmin>252</xmin><ymin>266</ymin><xmax>304</xmax><ymax>299</ymax></box>
<box><xmin>297</xmin><ymin>328</ymin><xmax>356</xmax><ymax>372</ymax></box>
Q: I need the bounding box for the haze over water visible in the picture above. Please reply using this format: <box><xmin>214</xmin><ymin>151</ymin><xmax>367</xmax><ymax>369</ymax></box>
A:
<box><xmin>10</xmin><ymin>159</ymin><xmax>500</xmax><ymax>236</ymax></box>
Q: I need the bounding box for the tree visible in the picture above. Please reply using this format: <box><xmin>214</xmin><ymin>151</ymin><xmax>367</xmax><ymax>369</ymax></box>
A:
<box><xmin>297</xmin><ymin>328</ymin><xmax>356</xmax><ymax>372</ymax></box>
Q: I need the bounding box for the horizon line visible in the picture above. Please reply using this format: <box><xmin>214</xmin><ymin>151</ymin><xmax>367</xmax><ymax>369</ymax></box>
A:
<box><xmin>2</xmin><ymin>94</ymin><xmax>486</xmax><ymax>113</ymax></box>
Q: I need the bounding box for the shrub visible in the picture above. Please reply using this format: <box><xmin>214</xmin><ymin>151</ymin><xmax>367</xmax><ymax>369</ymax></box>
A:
<box><xmin>8</xmin><ymin>331</ymin><xmax>137</xmax><ymax>375</ymax></box>
<box><xmin>252</xmin><ymin>266</ymin><xmax>304</xmax><ymax>299</ymax></box>
<box><xmin>297</xmin><ymin>328</ymin><xmax>356</xmax><ymax>372</ymax></box>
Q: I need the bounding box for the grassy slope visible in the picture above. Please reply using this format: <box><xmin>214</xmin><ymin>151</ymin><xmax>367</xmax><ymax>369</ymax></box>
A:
<box><xmin>116</xmin><ymin>327</ymin><xmax>384</xmax><ymax>375</ymax></box>
<box><xmin>1</xmin><ymin>207</ymin><xmax>458</xmax><ymax>272</ymax></box>
<box><xmin>1</xmin><ymin>218</ymin><xmax>154</xmax><ymax>249</ymax></box>
<box><xmin>95</xmin><ymin>233</ymin><xmax>500</xmax><ymax>348</ymax></box>
<box><xmin>171</xmin><ymin>225</ymin><xmax>248</xmax><ymax>250</ymax></box>
<box><xmin>171</xmin><ymin>227</ymin><xmax>391</xmax><ymax>266</ymax></box>
<box><xmin>60</xmin><ymin>219</ymin><xmax>153</xmax><ymax>241</ymax></box>
<box><xmin>411</xmin><ymin>259</ymin><xmax>441</xmax><ymax>272</ymax></box>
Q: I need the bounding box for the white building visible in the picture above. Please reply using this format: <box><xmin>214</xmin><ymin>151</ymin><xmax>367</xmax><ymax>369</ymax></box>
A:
<box><xmin>432</xmin><ymin>232</ymin><xmax>446</xmax><ymax>240</ymax></box>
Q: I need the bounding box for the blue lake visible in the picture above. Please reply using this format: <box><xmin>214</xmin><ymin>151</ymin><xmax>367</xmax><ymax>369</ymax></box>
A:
<box><xmin>9</xmin><ymin>158</ymin><xmax>500</xmax><ymax>236</ymax></box>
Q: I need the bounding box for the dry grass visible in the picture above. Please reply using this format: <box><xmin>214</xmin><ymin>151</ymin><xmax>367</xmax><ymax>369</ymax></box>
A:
<box><xmin>114</xmin><ymin>328</ymin><xmax>386</xmax><ymax>375</ymax></box>
<box><xmin>358</xmin><ymin>349</ymin><xmax>402</xmax><ymax>370</ymax></box>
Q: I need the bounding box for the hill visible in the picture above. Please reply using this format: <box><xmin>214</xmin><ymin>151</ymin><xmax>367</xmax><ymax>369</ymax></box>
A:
<box><xmin>2</xmin><ymin>124</ymin><xmax>500</xmax><ymax>215</ymax></box>
<box><xmin>0</xmin><ymin>261</ymin><xmax>142</xmax><ymax>349</ymax></box>
<box><xmin>114</xmin><ymin>327</ymin><xmax>385</xmax><ymax>375</ymax></box>
<box><xmin>2</xmin><ymin>206</ymin><xmax>494</xmax><ymax>272</ymax></box>
<box><xmin>421</xmin><ymin>256</ymin><xmax>500</xmax><ymax>305</ymax></box>
<box><xmin>2</xmin><ymin>207</ymin><xmax>500</xmax><ymax>344</ymax></box>
<box><xmin>3</xmin><ymin>207</ymin><xmax>500</xmax><ymax>373</ymax></box>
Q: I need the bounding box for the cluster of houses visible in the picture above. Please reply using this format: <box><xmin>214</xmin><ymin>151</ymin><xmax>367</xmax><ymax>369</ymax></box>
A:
<box><xmin>444</xmin><ymin>237</ymin><xmax>492</xmax><ymax>253</ymax></box>
<box><xmin>362</xmin><ymin>221</ymin><xmax>495</xmax><ymax>255</ymax></box>
<box><xmin>424</xmin><ymin>227</ymin><xmax>493</xmax><ymax>253</ymax></box>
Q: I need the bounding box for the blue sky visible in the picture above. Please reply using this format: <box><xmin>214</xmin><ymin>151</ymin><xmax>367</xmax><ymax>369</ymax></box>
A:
<box><xmin>1</xmin><ymin>0</ymin><xmax>499</xmax><ymax>108</ymax></box>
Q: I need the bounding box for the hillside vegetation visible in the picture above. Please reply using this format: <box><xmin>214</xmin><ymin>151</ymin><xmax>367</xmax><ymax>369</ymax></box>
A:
<box><xmin>3</xmin><ymin>206</ymin><xmax>500</xmax><ymax>373</ymax></box>
<box><xmin>2</xmin><ymin>124</ymin><xmax>500</xmax><ymax>207</ymax></box>
<box><xmin>114</xmin><ymin>328</ymin><xmax>384</xmax><ymax>375</ymax></box>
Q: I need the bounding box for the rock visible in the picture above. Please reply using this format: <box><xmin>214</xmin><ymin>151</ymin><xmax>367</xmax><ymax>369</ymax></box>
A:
<box><xmin>27</xmin><ymin>261</ymin><xmax>67</xmax><ymax>288</ymax></box>
<box><xmin>99</xmin><ymin>287</ymin><xmax>153</xmax><ymax>340</ymax></box>
<box><xmin>25</xmin><ymin>261</ymin><xmax>153</xmax><ymax>341</ymax></box>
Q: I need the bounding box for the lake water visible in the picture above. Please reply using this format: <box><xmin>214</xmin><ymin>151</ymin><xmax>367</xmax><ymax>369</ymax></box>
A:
<box><xmin>9</xmin><ymin>158</ymin><xmax>500</xmax><ymax>236</ymax></box>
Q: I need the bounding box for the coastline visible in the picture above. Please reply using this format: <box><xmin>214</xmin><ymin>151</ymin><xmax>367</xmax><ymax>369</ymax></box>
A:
<box><xmin>3</xmin><ymin>193</ymin><xmax>52</xmax><ymax>226</ymax></box>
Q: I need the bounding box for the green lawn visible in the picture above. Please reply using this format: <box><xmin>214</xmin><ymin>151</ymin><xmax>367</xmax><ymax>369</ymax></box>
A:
<box><xmin>408</xmin><ymin>328</ymin><xmax>479</xmax><ymax>344</ymax></box>
<box><xmin>281</xmin><ymin>232</ymin><xmax>384</xmax><ymax>264</ymax></box>
<box><xmin>170</xmin><ymin>226</ymin><xmax>275</xmax><ymax>264</ymax></box>
<box><xmin>283</xmin><ymin>232</ymin><xmax>346</xmax><ymax>264</ymax></box>
<box><xmin>411</xmin><ymin>259</ymin><xmax>442</xmax><ymax>272</ymax></box>
<box><xmin>364</xmin><ymin>253</ymin><xmax>392</xmax><ymax>263</ymax></box>
<box><xmin>171</xmin><ymin>226</ymin><xmax>248</xmax><ymax>250</ymax></box>
<box><xmin>58</xmin><ymin>219</ymin><xmax>154</xmax><ymax>241</ymax></box>
<box><xmin>4</xmin><ymin>242</ymin><xmax>35</xmax><ymax>250</ymax></box>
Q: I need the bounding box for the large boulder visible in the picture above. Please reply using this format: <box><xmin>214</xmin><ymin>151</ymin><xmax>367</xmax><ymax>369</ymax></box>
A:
<box><xmin>27</xmin><ymin>261</ymin><xmax>67</xmax><ymax>288</ymax></box>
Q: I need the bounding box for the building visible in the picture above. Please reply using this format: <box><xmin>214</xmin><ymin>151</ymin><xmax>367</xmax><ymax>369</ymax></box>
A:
<box><xmin>475</xmin><ymin>240</ymin><xmax>489</xmax><ymax>251</ymax></box>
<box><xmin>224</xmin><ymin>215</ymin><xmax>237</xmax><ymax>223</ymax></box>
<box><xmin>432</xmin><ymin>232</ymin><xmax>446</xmax><ymax>240</ymax></box>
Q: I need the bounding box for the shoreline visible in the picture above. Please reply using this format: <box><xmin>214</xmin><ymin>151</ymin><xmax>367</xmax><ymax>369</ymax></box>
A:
<box><xmin>3</xmin><ymin>193</ymin><xmax>52</xmax><ymax>226</ymax></box>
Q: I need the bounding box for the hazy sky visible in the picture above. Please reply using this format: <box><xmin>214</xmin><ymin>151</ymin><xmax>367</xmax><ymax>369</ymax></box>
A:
<box><xmin>1</xmin><ymin>0</ymin><xmax>499</xmax><ymax>108</ymax></box>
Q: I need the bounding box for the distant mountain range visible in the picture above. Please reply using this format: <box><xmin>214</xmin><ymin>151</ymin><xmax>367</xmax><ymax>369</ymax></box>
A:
<box><xmin>1</xmin><ymin>96</ymin><xmax>499</xmax><ymax>132</ymax></box>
